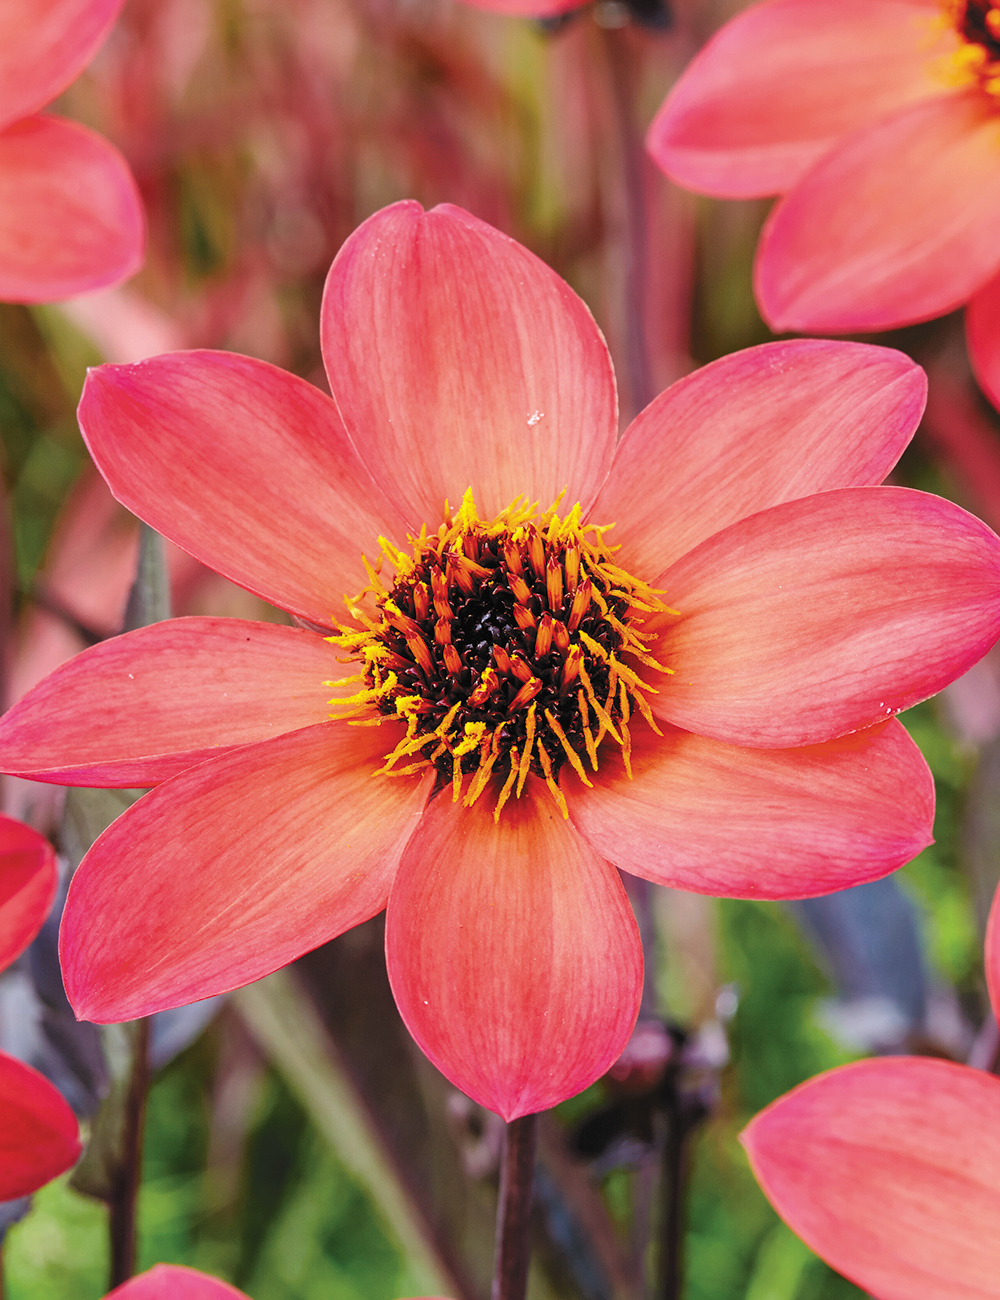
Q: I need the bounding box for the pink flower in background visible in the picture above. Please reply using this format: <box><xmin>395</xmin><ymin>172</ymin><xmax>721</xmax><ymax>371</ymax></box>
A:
<box><xmin>0</xmin><ymin>811</ymin><xmax>57</xmax><ymax>967</ymax></box>
<box><xmin>106</xmin><ymin>1266</ymin><xmax>448</xmax><ymax>1299</ymax></box>
<box><xmin>647</xmin><ymin>0</ymin><xmax>1000</xmax><ymax>407</ymax></box>
<box><xmin>0</xmin><ymin>0</ymin><xmax>144</xmax><ymax>301</ymax></box>
<box><xmin>0</xmin><ymin>812</ymin><xmax>80</xmax><ymax>1199</ymax></box>
<box><xmin>106</xmin><ymin>1265</ymin><xmax>253</xmax><ymax>1299</ymax></box>
<box><xmin>742</xmin><ymin>884</ymin><xmax>1000</xmax><ymax>1299</ymax></box>
<box><xmin>2</xmin><ymin>202</ymin><xmax>1000</xmax><ymax>1119</ymax></box>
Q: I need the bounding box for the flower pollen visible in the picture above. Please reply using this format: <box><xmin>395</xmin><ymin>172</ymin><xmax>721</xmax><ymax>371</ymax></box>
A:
<box><xmin>941</xmin><ymin>0</ymin><xmax>1000</xmax><ymax>95</ymax></box>
<box><xmin>326</xmin><ymin>490</ymin><xmax>674</xmax><ymax>820</ymax></box>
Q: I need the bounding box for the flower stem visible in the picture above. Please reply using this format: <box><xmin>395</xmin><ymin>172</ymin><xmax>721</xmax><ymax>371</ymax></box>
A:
<box><xmin>658</xmin><ymin>1090</ymin><xmax>688</xmax><ymax>1300</ymax></box>
<box><xmin>107</xmin><ymin>1015</ymin><xmax>151</xmax><ymax>1289</ymax></box>
<box><xmin>491</xmin><ymin>1114</ymin><xmax>537</xmax><ymax>1300</ymax></box>
<box><xmin>106</xmin><ymin>524</ymin><xmax>166</xmax><ymax>1287</ymax></box>
<box><xmin>599</xmin><ymin>22</ymin><xmax>655</xmax><ymax>421</ymax></box>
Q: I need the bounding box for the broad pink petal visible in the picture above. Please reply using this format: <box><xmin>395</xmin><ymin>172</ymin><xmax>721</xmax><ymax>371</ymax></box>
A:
<box><xmin>107</xmin><ymin>1265</ymin><xmax>251</xmax><ymax>1300</ymax></box>
<box><xmin>0</xmin><ymin>115</ymin><xmax>143</xmax><ymax>303</ymax></box>
<box><xmin>568</xmin><ymin>718</ymin><xmax>932</xmax><ymax>899</ymax></box>
<box><xmin>742</xmin><ymin>1058</ymin><xmax>1000</xmax><ymax>1300</ymax></box>
<box><xmin>756</xmin><ymin>93</ymin><xmax>1000</xmax><ymax>332</ymax></box>
<box><xmin>0</xmin><ymin>1050</ymin><xmax>80</xmax><ymax>1199</ymax></box>
<box><xmin>77</xmin><ymin>351</ymin><xmax>409</xmax><ymax>626</ymax></box>
<box><xmin>320</xmin><ymin>201</ymin><xmax>617</xmax><ymax>531</ymax></box>
<box><xmin>647</xmin><ymin>0</ymin><xmax>948</xmax><ymax>198</ymax></box>
<box><xmin>385</xmin><ymin>780</ymin><xmax>642</xmax><ymax>1120</ymax></box>
<box><xmin>0</xmin><ymin>814</ymin><xmax>57</xmax><ymax>969</ymax></box>
<box><xmin>0</xmin><ymin>618</ymin><xmax>349</xmax><ymax>786</ymax></box>
<box><xmin>0</xmin><ymin>0</ymin><xmax>124</xmax><ymax>128</ymax></box>
<box><xmin>649</xmin><ymin>487</ymin><xmax>1000</xmax><ymax>747</ymax></box>
<box><xmin>61</xmin><ymin>722</ymin><xmax>432</xmax><ymax>1022</ymax></box>
<box><xmin>453</xmin><ymin>0</ymin><xmax>580</xmax><ymax>11</ymax></box>
<box><xmin>967</xmin><ymin>270</ymin><xmax>1000</xmax><ymax>415</ymax></box>
<box><xmin>595</xmin><ymin>340</ymin><xmax>925</xmax><ymax>579</ymax></box>
<box><xmin>987</xmin><ymin>883</ymin><xmax>1000</xmax><ymax>1025</ymax></box>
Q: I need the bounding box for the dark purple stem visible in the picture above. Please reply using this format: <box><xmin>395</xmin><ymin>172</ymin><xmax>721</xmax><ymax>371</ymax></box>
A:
<box><xmin>601</xmin><ymin>23</ymin><xmax>655</xmax><ymax>420</ymax></box>
<box><xmin>108</xmin><ymin>1016</ymin><xmax>151</xmax><ymax>1289</ymax></box>
<box><xmin>491</xmin><ymin>1114</ymin><xmax>537</xmax><ymax>1300</ymax></box>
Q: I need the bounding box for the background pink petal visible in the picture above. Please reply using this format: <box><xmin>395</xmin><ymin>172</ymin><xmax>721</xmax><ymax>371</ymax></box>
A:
<box><xmin>0</xmin><ymin>0</ymin><xmax>124</xmax><ymax>128</ymax></box>
<box><xmin>385</xmin><ymin>781</ymin><xmax>642</xmax><ymax>1121</ymax></box>
<box><xmin>0</xmin><ymin>813</ymin><xmax>57</xmax><ymax>970</ymax></box>
<box><xmin>567</xmin><ymin>718</ymin><xmax>933</xmax><ymax>899</ymax></box>
<box><xmin>107</xmin><ymin>1265</ymin><xmax>251</xmax><ymax>1299</ymax></box>
<box><xmin>742</xmin><ymin>1058</ymin><xmax>1000</xmax><ymax>1300</ymax></box>
<box><xmin>320</xmin><ymin>201</ymin><xmax>617</xmax><ymax>531</ymax></box>
<box><xmin>755</xmin><ymin>93</ymin><xmax>1000</xmax><ymax>332</ymax></box>
<box><xmin>78</xmin><ymin>352</ymin><xmax>409</xmax><ymax>626</ymax></box>
<box><xmin>448</xmin><ymin>0</ymin><xmax>580</xmax><ymax>10</ymax></box>
<box><xmin>0</xmin><ymin>1050</ymin><xmax>81</xmax><ymax>1199</ymax></box>
<box><xmin>967</xmin><ymin>270</ymin><xmax>1000</xmax><ymax>414</ymax></box>
<box><xmin>593</xmin><ymin>340</ymin><xmax>925</xmax><ymax>579</ymax></box>
<box><xmin>0</xmin><ymin>618</ymin><xmax>349</xmax><ymax>786</ymax></box>
<box><xmin>60</xmin><ymin>722</ymin><xmax>432</xmax><ymax>1023</ymax></box>
<box><xmin>647</xmin><ymin>0</ymin><xmax>948</xmax><ymax>198</ymax></box>
<box><xmin>650</xmin><ymin>487</ymin><xmax>1000</xmax><ymax>747</ymax></box>
<box><xmin>0</xmin><ymin>115</ymin><xmax>144</xmax><ymax>302</ymax></box>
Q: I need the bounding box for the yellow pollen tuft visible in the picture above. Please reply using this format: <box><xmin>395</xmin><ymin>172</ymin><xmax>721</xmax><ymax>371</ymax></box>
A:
<box><xmin>935</xmin><ymin>0</ymin><xmax>1000</xmax><ymax>97</ymax></box>
<box><xmin>325</xmin><ymin>489</ymin><xmax>675</xmax><ymax>817</ymax></box>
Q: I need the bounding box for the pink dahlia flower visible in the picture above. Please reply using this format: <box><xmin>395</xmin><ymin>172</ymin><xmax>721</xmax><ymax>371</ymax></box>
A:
<box><xmin>647</xmin><ymin>0</ymin><xmax>1000</xmax><ymax>407</ymax></box>
<box><xmin>0</xmin><ymin>811</ymin><xmax>81</xmax><ymax>1199</ymax></box>
<box><xmin>106</xmin><ymin>1266</ymin><xmax>448</xmax><ymax>1300</ymax></box>
<box><xmin>105</xmin><ymin>1265</ymin><xmax>254</xmax><ymax>1299</ymax></box>
<box><xmin>3</xmin><ymin>202</ymin><xmax>1000</xmax><ymax>1120</ymax></box>
<box><xmin>0</xmin><ymin>0</ymin><xmax>144</xmax><ymax>301</ymax></box>
<box><xmin>742</xmin><ymin>883</ymin><xmax>1000</xmax><ymax>1300</ymax></box>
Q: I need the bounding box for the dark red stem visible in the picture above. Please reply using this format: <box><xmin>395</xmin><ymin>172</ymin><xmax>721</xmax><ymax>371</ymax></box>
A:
<box><xmin>107</xmin><ymin>1015</ymin><xmax>151</xmax><ymax>1287</ymax></box>
<box><xmin>491</xmin><ymin>1114</ymin><xmax>537</xmax><ymax>1300</ymax></box>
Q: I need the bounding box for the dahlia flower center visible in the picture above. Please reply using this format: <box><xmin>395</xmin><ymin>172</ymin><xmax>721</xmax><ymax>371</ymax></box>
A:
<box><xmin>944</xmin><ymin>0</ymin><xmax>1000</xmax><ymax>93</ymax></box>
<box><xmin>327</xmin><ymin>491</ymin><xmax>672</xmax><ymax>819</ymax></box>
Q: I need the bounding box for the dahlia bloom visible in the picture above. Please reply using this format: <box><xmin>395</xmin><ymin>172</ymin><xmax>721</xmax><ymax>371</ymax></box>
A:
<box><xmin>0</xmin><ymin>0</ymin><xmax>144</xmax><ymax>301</ymax></box>
<box><xmin>106</xmin><ymin>1267</ymin><xmax>445</xmax><ymax>1300</ymax></box>
<box><xmin>647</xmin><ymin>0</ymin><xmax>1000</xmax><ymax>403</ymax></box>
<box><xmin>0</xmin><ymin>812</ymin><xmax>81</xmax><ymax>1199</ymax></box>
<box><xmin>742</xmin><ymin>884</ymin><xmax>1000</xmax><ymax>1300</ymax></box>
<box><xmin>106</xmin><ymin>1265</ymin><xmax>253</xmax><ymax>1299</ymax></box>
<box><xmin>3</xmin><ymin>202</ymin><xmax>1000</xmax><ymax>1120</ymax></box>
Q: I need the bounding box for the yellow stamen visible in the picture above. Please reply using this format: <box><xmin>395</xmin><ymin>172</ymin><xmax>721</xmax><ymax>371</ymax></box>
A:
<box><xmin>544</xmin><ymin>709</ymin><xmax>592</xmax><ymax>787</ymax></box>
<box><xmin>535</xmin><ymin>740</ymin><xmax>569</xmax><ymax>818</ymax></box>
<box><xmin>516</xmin><ymin>703</ymin><xmax>537</xmax><ymax>797</ymax></box>
<box><xmin>494</xmin><ymin>748</ymin><xmax>520</xmax><ymax>822</ymax></box>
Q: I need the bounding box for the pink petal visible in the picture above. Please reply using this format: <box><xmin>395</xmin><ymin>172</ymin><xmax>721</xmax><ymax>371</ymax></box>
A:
<box><xmin>0</xmin><ymin>1050</ymin><xmax>80</xmax><ymax>1199</ymax></box>
<box><xmin>0</xmin><ymin>618</ymin><xmax>349</xmax><ymax>786</ymax></box>
<box><xmin>0</xmin><ymin>115</ymin><xmax>143</xmax><ymax>303</ymax></box>
<box><xmin>0</xmin><ymin>813</ymin><xmax>57</xmax><ymax>970</ymax></box>
<box><xmin>988</xmin><ymin>883</ymin><xmax>1000</xmax><ymax>1025</ymax></box>
<box><xmin>451</xmin><ymin>0</ymin><xmax>580</xmax><ymax>10</ymax></box>
<box><xmin>647</xmin><ymin>0</ymin><xmax>948</xmax><ymax>198</ymax></box>
<box><xmin>756</xmin><ymin>93</ymin><xmax>1000</xmax><ymax>332</ymax></box>
<box><xmin>320</xmin><ymin>201</ymin><xmax>617</xmax><ymax>532</ymax></box>
<box><xmin>77</xmin><ymin>351</ymin><xmax>409</xmax><ymax>626</ymax></box>
<box><xmin>649</xmin><ymin>487</ymin><xmax>1000</xmax><ymax>747</ymax></box>
<box><xmin>741</xmin><ymin>1057</ymin><xmax>1000</xmax><ymax>1300</ymax></box>
<box><xmin>60</xmin><ymin>722</ymin><xmax>432</xmax><ymax>1022</ymax></box>
<box><xmin>0</xmin><ymin>0</ymin><xmax>124</xmax><ymax>128</ymax></box>
<box><xmin>568</xmin><ymin>718</ymin><xmax>932</xmax><ymax>899</ymax></box>
<box><xmin>107</xmin><ymin>1266</ymin><xmax>251</xmax><ymax>1300</ymax></box>
<box><xmin>595</xmin><ymin>340</ymin><xmax>925</xmax><ymax>579</ymax></box>
<box><xmin>384</xmin><ymin>780</ymin><xmax>642</xmax><ymax>1120</ymax></box>
<box><xmin>967</xmin><ymin>269</ymin><xmax>1000</xmax><ymax>414</ymax></box>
